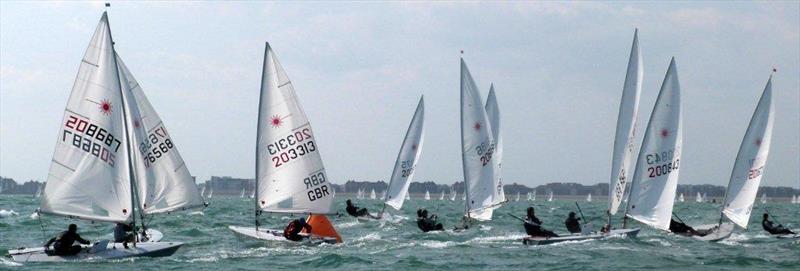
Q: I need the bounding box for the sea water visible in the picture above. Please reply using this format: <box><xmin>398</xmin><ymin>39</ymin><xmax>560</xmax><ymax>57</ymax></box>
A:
<box><xmin>1</xmin><ymin>195</ymin><xmax>798</xmax><ymax>270</ymax></box>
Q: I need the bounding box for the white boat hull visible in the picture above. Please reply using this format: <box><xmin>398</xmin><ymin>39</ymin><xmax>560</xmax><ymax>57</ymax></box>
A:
<box><xmin>141</xmin><ymin>229</ymin><xmax>163</xmax><ymax>242</ymax></box>
<box><xmin>523</xmin><ymin>228</ymin><xmax>640</xmax><ymax>246</ymax></box>
<box><xmin>228</xmin><ymin>225</ymin><xmax>337</xmax><ymax>244</ymax></box>
<box><xmin>682</xmin><ymin>223</ymin><xmax>734</xmax><ymax>242</ymax></box>
<box><xmin>8</xmin><ymin>241</ymin><xmax>182</xmax><ymax>262</ymax></box>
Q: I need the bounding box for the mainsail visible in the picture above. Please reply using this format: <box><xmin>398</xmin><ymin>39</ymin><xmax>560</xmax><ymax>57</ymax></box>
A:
<box><xmin>255</xmin><ymin>43</ymin><xmax>334</xmax><ymax>214</ymax></box>
<box><xmin>485</xmin><ymin>85</ymin><xmax>506</xmax><ymax>206</ymax></box>
<box><xmin>625</xmin><ymin>58</ymin><xmax>682</xmax><ymax>231</ymax></box>
<box><xmin>460</xmin><ymin>59</ymin><xmax>498</xmax><ymax>221</ymax></box>
<box><xmin>721</xmin><ymin>76</ymin><xmax>774</xmax><ymax>228</ymax></box>
<box><xmin>383</xmin><ymin>97</ymin><xmax>425</xmax><ymax>211</ymax></box>
<box><xmin>609</xmin><ymin>29</ymin><xmax>642</xmax><ymax>215</ymax></box>
<box><xmin>116</xmin><ymin>55</ymin><xmax>205</xmax><ymax>214</ymax></box>
<box><xmin>40</xmin><ymin>13</ymin><xmax>134</xmax><ymax>223</ymax></box>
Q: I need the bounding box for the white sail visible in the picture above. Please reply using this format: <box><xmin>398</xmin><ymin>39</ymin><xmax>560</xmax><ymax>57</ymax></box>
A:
<box><xmin>703</xmin><ymin>192</ymin><xmax>707</xmax><ymax>202</ymax></box>
<box><xmin>207</xmin><ymin>185</ymin><xmax>213</xmax><ymax>199</ymax></box>
<box><xmin>626</xmin><ymin>58</ymin><xmax>682</xmax><ymax>231</ymax></box>
<box><xmin>255</xmin><ymin>43</ymin><xmax>333</xmax><ymax>214</ymax></box>
<box><xmin>460</xmin><ymin>59</ymin><xmax>498</xmax><ymax>221</ymax></box>
<box><xmin>40</xmin><ymin>13</ymin><xmax>134</xmax><ymax>223</ymax></box>
<box><xmin>609</xmin><ymin>30</ymin><xmax>643</xmax><ymax>215</ymax></box>
<box><xmin>485</xmin><ymin>85</ymin><xmax>506</xmax><ymax>205</ymax></box>
<box><xmin>384</xmin><ymin>98</ymin><xmax>425</xmax><ymax>211</ymax></box>
<box><xmin>450</xmin><ymin>187</ymin><xmax>457</xmax><ymax>201</ymax></box>
<box><xmin>370</xmin><ymin>189</ymin><xmax>376</xmax><ymax>200</ymax></box>
<box><xmin>548</xmin><ymin>191</ymin><xmax>553</xmax><ymax>202</ymax></box>
<box><xmin>587</xmin><ymin>194</ymin><xmax>592</xmax><ymax>202</ymax></box>
<box><xmin>200</xmin><ymin>185</ymin><xmax>206</xmax><ymax>197</ymax></box>
<box><xmin>721</xmin><ymin>76</ymin><xmax>774</xmax><ymax>228</ymax></box>
<box><xmin>760</xmin><ymin>193</ymin><xmax>767</xmax><ymax>204</ymax></box>
<box><xmin>696</xmin><ymin>192</ymin><xmax>702</xmax><ymax>203</ymax></box>
<box><xmin>679</xmin><ymin>193</ymin><xmax>684</xmax><ymax>202</ymax></box>
<box><xmin>424</xmin><ymin>190</ymin><xmax>430</xmax><ymax>200</ymax></box>
<box><xmin>241</xmin><ymin>187</ymin><xmax>246</xmax><ymax>198</ymax></box>
<box><xmin>35</xmin><ymin>185</ymin><xmax>42</xmax><ymax>198</ymax></box>
<box><xmin>440</xmin><ymin>191</ymin><xmax>445</xmax><ymax>200</ymax></box>
<box><xmin>116</xmin><ymin>56</ymin><xmax>205</xmax><ymax>214</ymax></box>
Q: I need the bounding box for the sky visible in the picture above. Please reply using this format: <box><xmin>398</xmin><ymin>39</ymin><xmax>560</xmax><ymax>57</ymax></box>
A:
<box><xmin>1</xmin><ymin>1</ymin><xmax>798</xmax><ymax>189</ymax></box>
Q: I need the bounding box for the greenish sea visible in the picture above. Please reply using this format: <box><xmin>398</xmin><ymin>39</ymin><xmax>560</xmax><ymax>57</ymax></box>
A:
<box><xmin>1</xmin><ymin>195</ymin><xmax>798</xmax><ymax>270</ymax></box>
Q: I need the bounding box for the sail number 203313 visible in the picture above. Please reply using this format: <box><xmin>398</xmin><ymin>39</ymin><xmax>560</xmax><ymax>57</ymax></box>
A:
<box><xmin>268</xmin><ymin>128</ymin><xmax>316</xmax><ymax>168</ymax></box>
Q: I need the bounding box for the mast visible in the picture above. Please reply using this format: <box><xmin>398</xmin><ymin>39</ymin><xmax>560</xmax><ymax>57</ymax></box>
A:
<box><xmin>459</xmin><ymin>58</ymin><xmax>471</xmax><ymax>221</ymax></box>
<box><xmin>253</xmin><ymin>44</ymin><xmax>271</xmax><ymax>231</ymax></box>
<box><xmin>106</xmin><ymin>9</ymin><xmax>141</xmax><ymax>245</ymax></box>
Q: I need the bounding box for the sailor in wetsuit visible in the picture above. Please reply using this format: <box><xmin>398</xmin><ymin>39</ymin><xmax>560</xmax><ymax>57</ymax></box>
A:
<box><xmin>113</xmin><ymin>222</ymin><xmax>135</xmax><ymax>249</ymax></box>
<box><xmin>44</xmin><ymin>224</ymin><xmax>90</xmax><ymax>256</ymax></box>
<box><xmin>416</xmin><ymin>209</ymin><xmax>444</xmax><ymax>232</ymax></box>
<box><xmin>669</xmin><ymin>219</ymin><xmax>698</xmax><ymax>235</ymax></box>
<box><xmin>345</xmin><ymin>199</ymin><xmax>378</xmax><ymax>219</ymax></box>
<box><xmin>564</xmin><ymin>212</ymin><xmax>582</xmax><ymax>234</ymax></box>
<box><xmin>283</xmin><ymin>217</ymin><xmax>312</xmax><ymax>242</ymax></box>
<box><xmin>524</xmin><ymin>207</ymin><xmax>559</xmax><ymax>238</ymax></box>
<box><xmin>762</xmin><ymin>213</ymin><xmax>795</xmax><ymax>235</ymax></box>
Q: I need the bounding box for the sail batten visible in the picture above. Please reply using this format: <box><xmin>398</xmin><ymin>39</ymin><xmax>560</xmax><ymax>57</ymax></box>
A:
<box><xmin>721</xmin><ymin>76</ymin><xmax>775</xmax><ymax>229</ymax></box>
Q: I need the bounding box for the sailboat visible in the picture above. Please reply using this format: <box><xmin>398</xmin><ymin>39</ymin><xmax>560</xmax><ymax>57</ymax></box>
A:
<box><xmin>424</xmin><ymin>190</ymin><xmax>430</xmax><ymax>201</ymax></box>
<box><xmin>547</xmin><ymin>191</ymin><xmax>554</xmax><ymax>202</ymax></box>
<box><xmin>370</xmin><ymin>189</ymin><xmax>376</xmax><ymax>200</ymax></box>
<box><xmin>207</xmin><ymin>184</ymin><xmax>213</xmax><ymax>199</ymax></box>
<box><xmin>228</xmin><ymin>43</ymin><xmax>341</xmax><ymax>244</ymax></box>
<box><xmin>200</xmin><ymin>184</ymin><xmax>206</xmax><ymax>198</ymax></box>
<box><xmin>34</xmin><ymin>185</ymin><xmax>42</xmax><ymax>198</ymax></box>
<box><xmin>586</xmin><ymin>194</ymin><xmax>592</xmax><ymax>202</ymax></box>
<box><xmin>380</xmin><ymin>191</ymin><xmax>386</xmax><ymax>200</ymax></box>
<box><xmin>760</xmin><ymin>193</ymin><xmax>767</xmax><ymax>204</ymax></box>
<box><xmin>622</xmin><ymin>58</ymin><xmax>690</xmax><ymax>237</ymax></box>
<box><xmin>696</xmin><ymin>192</ymin><xmax>702</xmax><ymax>203</ymax></box>
<box><xmin>531</xmin><ymin>191</ymin><xmax>536</xmax><ymax>201</ymax></box>
<box><xmin>450</xmin><ymin>187</ymin><xmax>457</xmax><ymax>201</ymax></box>
<box><xmin>792</xmin><ymin>195</ymin><xmax>797</xmax><ymax>204</ymax></box>
<box><xmin>456</xmin><ymin>58</ymin><xmax>501</xmax><ymax>229</ymax></box>
<box><xmin>485</xmin><ymin>84</ymin><xmax>507</xmax><ymax>209</ymax></box>
<box><xmin>9</xmin><ymin>12</ymin><xmax>187</xmax><ymax>262</ymax></box>
<box><xmin>240</xmin><ymin>187</ymin><xmax>246</xmax><ymax>198</ymax></box>
<box><xmin>515</xmin><ymin>192</ymin><xmax>520</xmax><ymax>202</ymax></box>
<box><xmin>712</xmin><ymin>74</ymin><xmax>776</xmax><ymax>239</ymax></box>
<box><xmin>440</xmin><ymin>191</ymin><xmax>446</xmax><ymax>201</ymax></box>
<box><xmin>679</xmin><ymin>193</ymin><xmax>685</xmax><ymax>202</ymax></box>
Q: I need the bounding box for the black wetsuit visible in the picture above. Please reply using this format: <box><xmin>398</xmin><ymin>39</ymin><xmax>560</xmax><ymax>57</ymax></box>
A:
<box><xmin>565</xmin><ymin>217</ymin><xmax>582</xmax><ymax>234</ymax></box>
<box><xmin>524</xmin><ymin>215</ymin><xmax>559</xmax><ymax>237</ymax></box>
<box><xmin>283</xmin><ymin>219</ymin><xmax>312</xmax><ymax>242</ymax></box>
<box><xmin>44</xmin><ymin>230</ymin><xmax>90</xmax><ymax>256</ymax></box>
<box><xmin>114</xmin><ymin>223</ymin><xmax>134</xmax><ymax>243</ymax></box>
<box><xmin>763</xmin><ymin>219</ymin><xmax>795</xmax><ymax>235</ymax></box>
<box><xmin>669</xmin><ymin>219</ymin><xmax>695</xmax><ymax>235</ymax></box>
<box><xmin>346</xmin><ymin>205</ymin><xmax>369</xmax><ymax>217</ymax></box>
<box><xmin>417</xmin><ymin>215</ymin><xmax>444</xmax><ymax>232</ymax></box>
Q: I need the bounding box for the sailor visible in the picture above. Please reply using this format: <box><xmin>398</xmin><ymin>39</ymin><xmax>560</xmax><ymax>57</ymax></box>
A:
<box><xmin>283</xmin><ymin>217</ymin><xmax>312</xmax><ymax>242</ymax></box>
<box><xmin>416</xmin><ymin>209</ymin><xmax>444</xmax><ymax>232</ymax></box>
<box><xmin>113</xmin><ymin>222</ymin><xmax>135</xmax><ymax>249</ymax></box>
<box><xmin>564</xmin><ymin>212</ymin><xmax>582</xmax><ymax>234</ymax></box>
<box><xmin>345</xmin><ymin>199</ymin><xmax>378</xmax><ymax>219</ymax></box>
<box><xmin>524</xmin><ymin>207</ymin><xmax>558</xmax><ymax>237</ymax></box>
<box><xmin>762</xmin><ymin>213</ymin><xmax>795</xmax><ymax>235</ymax></box>
<box><xmin>669</xmin><ymin>219</ymin><xmax>698</xmax><ymax>235</ymax></box>
<box><xmin>44</xmin><ymin>224</ymin><xmax>90</xmax><ymax>256</ymax></box>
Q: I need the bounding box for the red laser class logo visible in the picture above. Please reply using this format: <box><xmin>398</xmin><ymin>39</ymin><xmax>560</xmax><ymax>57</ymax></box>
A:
<box><xmin>474</xmin><ymin>122</ymin><xmax>481</xmax><ymax>132</ymax></box>
<box><xmin>755</xmin><ymin>138</ymin><xmax>762</xmax><ymax>146</ymax></box>
<box><xmin>100</xmin><ymin>99</ymin><xmax>112</xmax><ymax>115</ymax></box>
<box><xmin>270</xmin><ymin>114</ymin><xmax>284</xmax><ymax>128</ymax></box>
<box><xmin>660</xmin><ymin>129</ymin><xmax>669</xmax><ymax>138</ymax></box>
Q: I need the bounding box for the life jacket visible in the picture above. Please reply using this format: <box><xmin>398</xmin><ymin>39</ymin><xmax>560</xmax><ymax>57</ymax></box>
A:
<box><xmin>283</xmin><ymin>220</ymin><xmax>299</xmax><ymax>239</ymax></box>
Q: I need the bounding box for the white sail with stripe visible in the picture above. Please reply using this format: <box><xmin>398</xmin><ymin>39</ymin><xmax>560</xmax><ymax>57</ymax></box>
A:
<box><xmin>384</xmin><ymin>97</ymin><xmax>425</xmax><ymax>211</ymax></box>
<box><xmin>255</xmin><ymin>43</ymin><xmax>334</xmax><ymax>214</ymax></box>
<box><xmin>609</xmin><ymin>29</ymin><xmax>643</xmax><ymax>215</ymax></box>
<box><xmin>722</xmin><ymin>76</ymin><xmax>774</xmax><ymax>228</ymax></box>
<box><xmin>625</xmin><ymin>58</ymin><xmax>682</xmax><ymax>231</ymax></box>
<box><xmin>116</xmin><ymin>55</ymin><xmax>205</xmax><ymax>214</ymax></box>
<box><xmin>40</xmin><ymin>13</ymin><xmax>133</xmax><ymax>223</ymax></box>
<box><xmin>460</xmin><ymin>59</ymin><xmax>498</xmax><ymax>221</ymax></box>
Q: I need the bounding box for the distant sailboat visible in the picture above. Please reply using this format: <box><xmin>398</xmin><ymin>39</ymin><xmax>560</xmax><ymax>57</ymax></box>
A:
<box><xmin>424</xmin><ymin>190</ymin><xmax>430</xmax><ymax>201</ymax></box>
<box><xmin>531</xmin><ymin>190</ymin><xmax>536</xmax><ymax>201</ymax></box>
<box><xmin>440</xmin><ymin>191</ymin><xmax>446</xmax><ymax>201</ymax></box>
<box><xmin>696</xmin><ymin>192</ymin><xmax>702</xmax><ymax>203</ymax></box>
<box><xmin>515</xmin><ymin>192</ymin><xmax>520</xmax><ymax>202</ymax></box>
<box><xmin>380</xmin><ymin>191</ymin><xmax>386</xmax><ymax>200</ymax></box>
<box><xmin>450</xmin><ymin>187</ymin><xmax>457</xmax><ymax>201</ymax></box>
<box><xmin>527</xmin><ymin>192</ymin><xmax>532</xmax><ymax>201</ymax></box>
<box><xmin>228</xmin><ymin>43</ymin><xmax>340</xmax><ymax>244</ymax></box>
<box><xmin>761</xmin><ymin>193</ymin><xmax>767</xmax><ymax>204</ymax></box>
<box><xmin>370</xmin><ymin>189</ymin><xmax>376</xmax><ymax>200</ymax></box>
<box><xmin>703</xmin><ymin>192</ymin><xmax>708</xmax><ymax>203</ymax></box>
<box><xmin>240</xmin><ymin>187</ymin><xmax>246</xmax><ymax>198</ymax></box>
<box><xmin>207</xmin><ymin>184</ymin><xmax>213</xmax><ymax>199</ymax></box>
<box><xmin>679</xmin><ymin>193</ymin><xmax>685</xmax><ymax>202</ymax></box>
<box><xmin>547</xmin><ymin>191</ymin><xmax>554</xmax><ymax>202</ymax></box>
<box><xmin>34</xmin><ymin>185</ymin><xmax>42</xmax><ymax>198</ymax></box>
<box><xmin>586</xmin><ymin>194</ymin><xmax>592</xmax><ymax>202</ymax></box>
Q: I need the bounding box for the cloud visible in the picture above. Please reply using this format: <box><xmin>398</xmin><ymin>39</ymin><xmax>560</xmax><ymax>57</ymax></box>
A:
<box><xmin>667</xmin><ymin>7</ymin><xmax>723</xmax><ymax>29</ymax></box>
